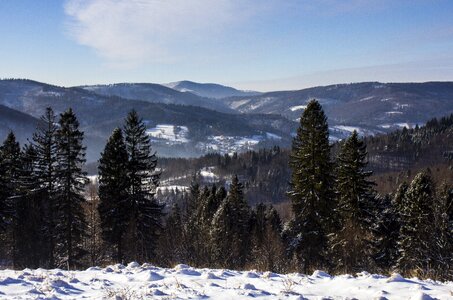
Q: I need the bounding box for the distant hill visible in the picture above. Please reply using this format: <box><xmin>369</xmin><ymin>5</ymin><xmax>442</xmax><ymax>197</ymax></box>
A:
<box><xmin>223</xmin><ymin>82</ymin><xmax>453</xmax><ymax>139</ymax></box>
<box><xmin>0</xmin><ymin>104</ymin><xmax>41</xmax><ymax>144</ymax></box>
<box><xmin>0</xmin><ymin>79</ymin><xmax>294</xmax><ymax>162</ymax></box>
<box><xmin>165</xmin><ymin>80</ymin><xmax>261</xmax><ymax>99</ymax></box>
<box><xmin>79</xmin><ymin>82</ymin><xmax>233</xmax><ymax>113</ymax></box>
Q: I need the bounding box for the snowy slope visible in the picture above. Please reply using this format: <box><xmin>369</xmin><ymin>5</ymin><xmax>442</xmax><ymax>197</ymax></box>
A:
<box><xmin>165</xmin><ymin>80</ymin><xmax>261</xmax><ymax>99</ymax></box>
<box><xmin>0</xmin><ymin>263</ymin><xmax>451</xmax><ymax>299</ymax></box>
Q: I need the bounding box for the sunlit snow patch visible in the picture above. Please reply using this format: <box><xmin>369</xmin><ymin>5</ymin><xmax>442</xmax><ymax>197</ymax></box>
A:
<box><xmin>146</xmin><ymin>124</ymin><xmax>189</xmax><ymax>143</ymax></box>
<box><xmin>290</xmin><ymin>105</ymin><xmax>307</xmax><ymax>111</ymax></box>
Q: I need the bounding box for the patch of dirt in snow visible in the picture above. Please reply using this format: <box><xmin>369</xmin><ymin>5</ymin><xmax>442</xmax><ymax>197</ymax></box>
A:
<box><xmin>0</xmin><ymin>264</ymin><xmax>452</xmax><ymax>299</ymax></box>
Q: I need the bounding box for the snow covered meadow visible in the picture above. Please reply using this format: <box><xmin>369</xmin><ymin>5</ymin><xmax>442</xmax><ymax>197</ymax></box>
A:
<box><xmin>0</xmin><ymin>263</ymin><xmax>452</xmax><ymax>299</ymax></box>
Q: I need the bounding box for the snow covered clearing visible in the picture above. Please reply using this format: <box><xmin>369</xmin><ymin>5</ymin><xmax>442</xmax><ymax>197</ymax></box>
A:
<box><xmin>146</xmin><ymin>125</ymin><xmax>189</xmax><ymax>143</ymax></box>
<box><xmin>290</xmin><ymin>105</ymin><xmax>307</xmax><ymax>111</ymax></box>
<box><xmin>200</xmin><ymin>166</ymin><xmax>218</xmax><ymax>182</ymax></box>
<box><xmin>196</xmin><ymin>134</ymin><xmax>275</xmax><ymax>154</ymax></box>
<box><xmin>0</xmin><ymin>263</ymin><xmax>451</xmax><ymax>299</ymax></box>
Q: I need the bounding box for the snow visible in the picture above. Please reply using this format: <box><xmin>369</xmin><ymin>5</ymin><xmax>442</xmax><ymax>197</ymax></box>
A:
<box><xmin>333</xmin><ymin>125</ymin><xmax>362</xmax><ymax>133</ymax></box>
<box><xmin>358</xmin><ymin>96</ymin><xmax>375</xmax><ymax>102</ymax></box>
<box><xmin>379</xmin><ymin>123</ymin><xmax>417</xmax><ymax>129</ymax></box>
<box><xmin>196</xmin><ymin>134</ymin><xmax>275</xmax><ymax>154</ymax></box>
<box><xmin>230</xmin><ymin>99</ymin><xmax>251</xmax><ymax>109</ymax></box>
<box><xmin>200</xmin><ymin>166</ymin><xmax>218</xmax><ymax>181</ymax></box>
<box><xmin>386</xmin><ymin>111</ymin><xmax>404</xmax><ymax>115</ymax></box>
<box><xmin>146</xmin><ymin>124</ymin><xmax>189</xmax><ymax>143</ymax></box>
<box><xmin>266</xmin><ymin>132</ymin><xmax>282</xmax><ymax>140</ymax></box>
<box><xmin>289</xmin><ymin>105</ymin><xmax>307</xmax><ymax>111</ymax></box>
<box><xmin>0</xmin><ymin>264</ymin><xmax>451</xmax><ymax>299</ymax></box>
<box><xmin>157</xmin><ymin>185</ymin><xmax>188</xmax><ymax>192</ymax></box>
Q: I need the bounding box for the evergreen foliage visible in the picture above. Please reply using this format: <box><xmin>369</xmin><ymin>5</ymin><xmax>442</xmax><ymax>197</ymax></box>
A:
<box><xmin>286</xmin><ymin>99</ymin><xmax>334</xmax><ymax>273</ymax></box>
<box><xmin>330</xmin><ymin>131</ymin><xmax>376</xmax><ymax>272</ymax></box>
<box><xmin>32</xmin><ymin>107</ymin><xmax>59</xmax><ymax>267</ymax></box>
<box><xmin>396</xmin><ymin>172</ymin><xmax>437</xmax><ymax>275</ymax></box>
<box><xmin>211</xmin><ymin>175</ymin><xmax>250</xmax><ymax>269</ymax></box>
<box><xmin>54</xmin><ymin>108</ymin><xmax>88</xmax><ymax>269</ymax></box>
<box><xmin>123</xmin><ymin>110</ymin><xmax>163</xmax><ymax>262</ymax></box>
<box><xmin>98</xmin><ymin>128</ymin><xmax>130</xmax><ymax>263</ymax></box>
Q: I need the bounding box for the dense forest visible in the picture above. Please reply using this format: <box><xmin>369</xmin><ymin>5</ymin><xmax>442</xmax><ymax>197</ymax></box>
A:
<box><xmin>0</xmin><ymin>101</ymin><xmax>452</xmax><ymax>280</ymax></box>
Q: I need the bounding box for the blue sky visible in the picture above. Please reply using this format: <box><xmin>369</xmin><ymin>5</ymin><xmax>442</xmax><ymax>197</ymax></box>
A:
<box><xmin>1</xmin><ymin>0</ymin><xmax>453</xmax><ymax>91</ymax></box>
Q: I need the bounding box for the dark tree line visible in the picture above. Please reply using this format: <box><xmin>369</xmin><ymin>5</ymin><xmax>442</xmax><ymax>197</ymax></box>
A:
<box><xmin>0</xmin><ymin>108</ymin><xmax>88</xmax><ymax>269</ymax></box>
<box><xmin>0</xmin><ymin>108</ymin><xmax>163</xmax><ymax>269</ymax></box>
<box><xmin>284</xmin><ymin>100</ymin><xmax>453</xmax><ymax>279</ymax></box>
<box><xmin>0</xmin><ymin>101</ymin><xmax>452</xmax><ymax>281</ymax></box>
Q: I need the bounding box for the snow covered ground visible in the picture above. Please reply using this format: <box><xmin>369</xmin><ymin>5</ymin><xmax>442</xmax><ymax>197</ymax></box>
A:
<box><xmin>0</xmin><ymin>263</ymin><xmax>452</xmax><ymax>299</ymax></box>
<box><xmin>147</xmin><ymin>125</ymin><xmax>189</xmax><ymax>144</ymax></box>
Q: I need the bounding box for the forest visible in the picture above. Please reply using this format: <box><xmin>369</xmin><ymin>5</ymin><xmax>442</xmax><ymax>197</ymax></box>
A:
<box><xmin>0</xmin><ymin>100</ymin><xmax>452</xmax><ymax>281</ymax></box>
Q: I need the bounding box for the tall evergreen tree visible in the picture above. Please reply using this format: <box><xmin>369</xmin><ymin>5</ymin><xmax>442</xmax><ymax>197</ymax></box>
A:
<box><xmin>0</xmin><ymin>132</ymin><xmax>22</xmax><ymax>264</ymax></box>
<box><xmin>330</xmin><ymin>131</ymin><xmax>376</xmax><ymax>272</ymax></box>
<box><xmin>32</xmin><ymin>107</ymin><xmax>59</xmax><ymax>267</ymax></box>
<box><xmin>54</xmin><ymin>108</ymin><xmax>88</xmax><ymax>269</ymax></box>
<box><xmin>123</xmin><ymin>110</ymin><xmax>163</xmax><ymax>261</ymax></box>
<box><xmin>396</xmin><ymin>171</ymin><xmax>437</xmax><ymax>275</ymax></box>
<box><xmin>0</xmin><ymin>133</ymin><xmax>20</xmax><ymax>233</ymax></box>
<box><xmin>157</xmin><ymin>203</ymin><xmax>185</xmax><ymax>266</ymax></box>
<box><xmin>98</xmin><ymin>128</ymin><xmax>130</xmax><ymax>263</ymax></box>
<box><xmin>211</xmin><ymin>175</ymin><xmax>250</xmax><ymax>269</ymax></box>
<box><xmin>13</xmin><ymin>144</ymin><xmax>45</xmax><ymax>268</ymax></box>
<box><xmin>285</xmin><ymin>99</ymin><xmax>334</xmax><ymax>273</ymax></box>
<box><xmin>251</xmin><ymin>203</ymin><xmax>287</xmax><ymax>272</ymax></box>
<box><xmin>373</xmin><ymin>194</ymin><xmax>400</xmax><ymax>271</ymax></box>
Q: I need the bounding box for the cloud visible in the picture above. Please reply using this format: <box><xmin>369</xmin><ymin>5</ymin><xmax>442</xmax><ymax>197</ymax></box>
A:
<box><xmin>64</xmin><ymin>0</ymin><xmax>254</xmax><ymax>67</ymax></box>
<box><xmin>63</xmin><ymin>0</ymin><xmax>406</xmax><ymax>68</ymax></box>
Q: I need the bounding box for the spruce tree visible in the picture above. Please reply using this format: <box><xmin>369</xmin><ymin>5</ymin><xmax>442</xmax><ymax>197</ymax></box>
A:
<box><xmin>211</xmin><ymin>175</ymin><xmax>250</xmax><ymax>269</ymax></box>
<box><xmin>396</xmin><ymin>171</ymin><xmax>436</xmax><ymax>275</ymax></box>
<box><xmin>54</xmin><ymin>108</ymin><xmax>88</xmax><ymax>269</ymax></box>
<box><xmin>286</xmin><ymin>99</ymin><xmax>334</xmax><ymax>273</ymax></box>
<box><xmin>123</xmin><ymin>110</ymin><xmax>163</xmax><ymax>261</ymax></box>
<box><xmin>32</xmin><ymin>107</ymin><xmax>59</xmax><ymax>267</ymax></box>
<box><xmin>157</xmin><ymin>203</ymin><xmax>185</xmax><ymax>266</ymax></box>
<box><xmin>251</xmin><ymin>203</ymin><xmax>287</xmax><ymax>272</ymax></box>
<box><xmin>0</xmin><ymin>133</ymin><xmax>20</xmax><ymax>233</ymax></box>
<box><xmin>331</xmin><ymin>131</ymin><xmax>376</xmax><ymax>272</ymax></box>
<box><xmin>13</xmin><ymin>144</ymin><xmax>45</xmax><ymax>268</ymax></box>
<box><xmin>98</xmin><ymin>128</ymin><xmax>130</xmax><ymax>263</ymax></box>
<box><xmin>433</xmin><ymin>184</ymin><xmax>453</xmax><ymax>278</ymax></box>
<box><xmin>186</xmin><ymin>186</ymin><xmax>212</xmax><ymax>266</ymax></box>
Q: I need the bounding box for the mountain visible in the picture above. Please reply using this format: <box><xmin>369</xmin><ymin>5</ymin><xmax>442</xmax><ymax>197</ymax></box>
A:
<box><xmin>0</xmin><ymin>104</ymin><xmax>41</xmax><ymax>144</ymax></box>
<box><xmin>165</xmin><ymin>80</ymin><xmax>261</xmax><ymax>99</ymax></box>
<box><xmin>224</xmin><ymin>82</ymin><xmax>453</xmax><ymax>139</ymax></box>
<box><xmin>0</xmin><ymin>79</ymin><xmax>294</xmax><ymax>162</ymax></box>
<box><xmin>79</xmin><ymin>82</ymin><xmax>233</xmax><ymax>113</ymax></box>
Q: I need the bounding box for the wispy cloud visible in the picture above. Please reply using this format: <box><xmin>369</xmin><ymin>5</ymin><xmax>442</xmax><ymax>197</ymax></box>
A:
<box><xmin>64</xmin><ymin>0</ymin><xmax>395</xmax><ymax>68</ymax></box>
<box><xmin>64</xmin><ymin>0</ymin><xmax>259</xmax><ymax>67</ymax></box>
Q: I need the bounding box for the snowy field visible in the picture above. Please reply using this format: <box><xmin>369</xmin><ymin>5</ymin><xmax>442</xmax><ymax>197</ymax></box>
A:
<box><xmin>0</xmin><ymin>263</ymin><xmax>452</xmax><ymax>299</ymax></box>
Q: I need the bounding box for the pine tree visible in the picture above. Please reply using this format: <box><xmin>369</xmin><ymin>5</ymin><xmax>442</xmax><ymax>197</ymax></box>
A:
<box><xmin>186</xmin><ymin>186</ymin><xmax>213</xmax><ymax>266</ymax></box>
<box><xmin>433</xmin><ymin>184</ymin><xmax>453</xmax><ymax>278</ymax></box>
<box><xmin>32</xmin><ymin>107</ymin><xmax>59</xmax><ymax>267</ymax></box>
<box><xmin>123</xmin><ymin>110</ymin><xmax>163</xmax><ymax>262</ymax></box>
<box><xmin>13</xmin><ymin>144</ymin><xmax>45</xmax><ymax>268</ymax></box>
<box><xmin>330</xmin><ymin>131</ymin><xmax>376</xmax><ymax>272</ymax></box>
<box><xmin>373</xmin><ymin>194</ymin><xmax>400</xmax><ymax>271</ymax></box>
<box><xmin>285</xmin><ymin>99</ymin><xmax>335</xmax><ymax>273</ymax></box>
<box><xmin>251</xmin><ymin>203</ymin><xmax>287</xmax><ymax>272</ymax></box>
<box><xmin>396</xmin><ymin>171</ymin><xmax>436</xmax><ymax>275</ymax></box>
<box><xmin>54</xmin><ymin>108</ymin><xmax>88</xmax><ymax>269</ymax></box>
<box><xmin>0</xmin><ymin>133</ymin><xmax>19</xmax><ymax>233</ymax></box>
<box><xmin>98</xmin><ymin>128</ymin><xmax>130</xmax><ymax>263</ymax></box>
<box><xmin>211</xmin><ymin>175</ymin><xmax>250</xmax><ymax>269</ymax></box>
<box><xmin>157</xmin><ymin>203</ymin><xmax>185</xmax><ymax>266</ymax></box>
